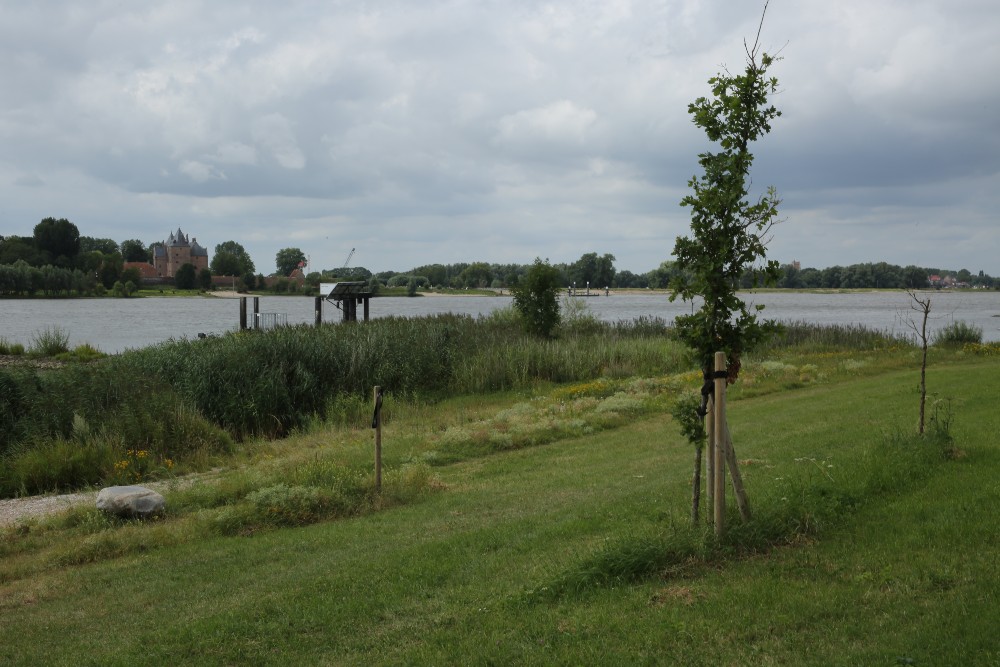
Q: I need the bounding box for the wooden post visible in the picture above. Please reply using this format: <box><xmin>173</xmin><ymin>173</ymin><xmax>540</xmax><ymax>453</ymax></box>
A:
<box><xmin>705</xmin><ymin>394</ymin><xmax>715</xmax><ymax>525</ymax></box>
<box><xmin>239</xmin><ymin>297</ymin><xmax>247</xmax><ymax>330</ymax></box>
<box><xmin>314</xmin><ymin>296</ymin><xmax>322</xmax><ymax>327</ymax></box>
<box><xmin>373</xmin><ymin>386</ymin><xmax>383</xmax><ymax>492</ymax></box>
<box><xmin>722</xmin><ymin>417</ymin><xmax>752</xmax><ymax>521</ymax></box>
<box><xmin>253</xmin><ymin>297</ymin><xmax>260</xmax><ymax>329</ymax></box>
<box><xmin>363</xmin><ymin>297</ymin><xmax>370</xmax><ymax>321</ymax></box>
<box><xmin>713</xmin><ymin>351</ymin><xmax>727</xmax><ymax>537</ymax></box>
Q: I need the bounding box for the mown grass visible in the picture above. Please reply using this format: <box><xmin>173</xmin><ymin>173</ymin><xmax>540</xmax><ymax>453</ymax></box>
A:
<box><xmin>1</xmin><ymin>349</ymin><xmax>997</xmax><ymax>665</ymax></box>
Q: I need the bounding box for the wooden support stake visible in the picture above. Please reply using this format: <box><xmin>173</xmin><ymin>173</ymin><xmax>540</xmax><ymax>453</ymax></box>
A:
<box><xmin>713</xmin><ymin>351</ymin><xmax>727</xmax><ymax>537</ymax></box>
<box><xmin>253</xmin><ymin>297</ymin><xmax>260</xmax><ymax>329</ymax></box>
<box><xmin>239</xmin><ymin>297</ymin><xmax>247</xmax><ymax>330</ymax></box>
<box><xmin>705</xmin><ymin>395</ymin><xmax>715</xmax><ymax>525</ymax></box>
<box><xmin>314</xmin><ymin>296</ymin><xmax>322</xmax><ymax>327</ymax></box>
<box><xmin>373</xmin><ymin>386</ymin><xmax>383</xmax><ymax>492</ymax></box>
<box><xmin>722</xmin><ymin>417</ymin><xmax>752</xmax><ymax>521</ymax></box>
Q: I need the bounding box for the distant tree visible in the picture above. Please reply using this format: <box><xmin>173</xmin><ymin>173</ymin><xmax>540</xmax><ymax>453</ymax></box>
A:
<box><xmin>211</xmin><ymin>252</ymin><xmax>243</xmax><ymax>276</ymax></box>
<box><xmin>121</xmin><ymin>266</ymin><xmax>144</xmax><ymax>288</ymax></box>
<box><xmin>457</xmin><ymin>262</ymin><xmax>492</xmax><ymax>288</ymax></box>
<box><xmin>614</xmin><ymin>269</ymin><xmax>648</xmax><ymax>288</ymax></box>
<box><xmin>243</xmin><ymin>272</ymin><xmax>257</xmax><ymax>291</ymax></box>
<box><xmin>511</xmin><ymin>258</ymin><xmax>562</xmax><ymax>337</ymax></box>
<box><xmin>778</xmin><ymin>263</ymin><xmax>803</xmax><ymax>288</ymax></box>
<box><xmin>412</xmin><ymin>263</ymin><xmax>448</xmax><ymax>286</ymax></box>
<box><xmin>902</xmin><ymin>265</ymin><xmax>928</xmax><ymax>289</ymax></box>
<box><xmin>198</xmin><ymin>267</ymin><xmax>213</xmax><ymax>290</ymax></box>
<box><xmin>368</xmin><ymin>276</ymin><xmax>381</xmax><ymax>294</ymax></box>
<box><xmin>97</xmin><ymin>253</ymin><xmax>124</xmax><ymax>289</ymax></box>
<box><xmin>120</xmin><ymin>239</ymin><xmax>149</xmax><ymax>263</ymax></box>
<box><xmin>275</xmin><ymin>247</ymin><xmax>306</xmax><ymax>277</ymax></box>
<box><xmin>0</xmin><ymin>236</ymin><xmax>46</xmax><ymax>266</ymax></box>
<box><xmin>569</xmin><ymin>252</ymin><xmax>616</xmax><ymax>289</ymax></box>
<box><xmin>648</xmin><ymin>261</ymin><xmax>684</xmax><ymax>289</ymax></box>
<box><xmin>33</xmin><ymin>217</ymin><xmax>80</xmax><ymax>267</ymax></box>
<box><xmin>213</xmin><ymin>241</ymin><xmax>255</xmax><ymax>275</ymax></box>
<box><xmin>406</xmin><ymin>277</ymin><xmax>419</xmax><ymax>296</ymax></box>
<box><xmin>175</xmin><ymin>263</ymin><xmax>197</xmax><ymax>289</ymax></box>
<box><xmin>80</xmin><ymin>237</ymin><xmax>119</xmax><ymax>255</ymax></box>
<box><xmin>798</xmin><ymin>267</ymin><xmax>822</xmax><ymax>288</ymax></box>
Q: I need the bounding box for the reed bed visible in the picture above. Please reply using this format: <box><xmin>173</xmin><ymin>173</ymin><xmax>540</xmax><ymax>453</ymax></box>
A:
<box><xmin>0</xmin><ymin>314</ymin><xmax>686</xmax><ymax>495</ymax></box>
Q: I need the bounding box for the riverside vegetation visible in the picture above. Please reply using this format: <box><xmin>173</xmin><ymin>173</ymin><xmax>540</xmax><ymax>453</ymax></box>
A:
<box><xmin>2</xmin><ymin>309</ymin><xmax>999</xmax><ymax>664</ymax></box>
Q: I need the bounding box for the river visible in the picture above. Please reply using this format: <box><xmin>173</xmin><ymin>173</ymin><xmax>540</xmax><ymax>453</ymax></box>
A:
<box><xmin>1</xmin><ymin>290</ymin><xmax>998</xmax><ymax>354</ymax></box>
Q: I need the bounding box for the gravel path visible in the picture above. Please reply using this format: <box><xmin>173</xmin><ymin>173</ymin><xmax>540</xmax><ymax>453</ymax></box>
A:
<box><xmin>0</xmin><ymin>491</ymin><xmax>95</xmax><ymax>527</ymax></box>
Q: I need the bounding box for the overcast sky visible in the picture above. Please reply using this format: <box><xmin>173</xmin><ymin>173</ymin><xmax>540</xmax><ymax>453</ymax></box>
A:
<box><xmin>1</xmin><ymin>0</ymin><xmax>997</xmax><ymax>276</ymax></box>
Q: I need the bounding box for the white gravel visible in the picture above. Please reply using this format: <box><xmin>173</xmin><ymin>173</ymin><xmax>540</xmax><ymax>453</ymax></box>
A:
<box><xmin>0</xmin><ymin>491</ymin><xmax>95</xmax><ymax>527</ymax></box>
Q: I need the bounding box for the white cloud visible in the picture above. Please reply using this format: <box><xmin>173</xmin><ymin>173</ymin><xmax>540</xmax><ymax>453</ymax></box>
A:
<box><xmin>495</xmin><ymin>100</ymin><xmax>599</xmax><ymax>149</ymax></box>
<box><xmin>251</xmin><ymin>114</ymin><xmax>305</xmax><ymax>170</ymax></box>
<box><xmin>0</xmin><ymin>0</ymin><xmax>997</xmax><ymax>276</ymax></box>
<box><xmin>178</xmin><ymin>160</ymin><xmax>226</xmax><ymax>182</ymax></box>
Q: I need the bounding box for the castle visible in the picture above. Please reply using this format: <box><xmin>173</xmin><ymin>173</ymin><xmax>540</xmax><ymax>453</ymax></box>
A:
<box><xmin>152</xmin><ymin>228</ymin><xmax>209</xmax><ymax>278</ymax></box>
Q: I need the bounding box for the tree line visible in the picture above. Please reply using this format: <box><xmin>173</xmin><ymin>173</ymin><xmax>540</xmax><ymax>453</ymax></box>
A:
<box><xmin>2</xmin><ymin>218</ymin><xmax>995</xmax><ymax>297</ymax></box>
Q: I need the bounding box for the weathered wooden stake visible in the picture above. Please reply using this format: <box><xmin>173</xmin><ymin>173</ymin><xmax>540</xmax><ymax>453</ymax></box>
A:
<box><xmin>253</xmin><ymin>297</ymin><xmax>260</xmax><ymax>329</ymax></box>
<box><xmin>314</xmin><ymin>296</ymin><xmax>322</xmax><ymax>327</ymax></box>
<box><xmin>722</xmin><ymin>417</ymin><xmax>752</xmax><ymax>521</ymax></box>
<box><xmin>705</xmin><ymin>394</ymin><xmax>715</xmax><ymax>525</ymax></box>
<box><xmin>713</xmin><ymin>351</ymin><xmax>727</xmax><ymax>537</ymax></box>
<box><xmin>373</xmin><ymin>386</ymin><xmax>383</xmax><ymax>492</ymax></box>
<box><xmin>239</xmin><ymin>297</ymin><xmax>247</xmax><ymax>330</ymax></box>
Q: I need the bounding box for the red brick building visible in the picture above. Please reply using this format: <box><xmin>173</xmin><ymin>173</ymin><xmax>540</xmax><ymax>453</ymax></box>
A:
<box><xmin>152</xmin><ymin>228</ymin><xmax>209</xmax><ymax>278</ymax></box>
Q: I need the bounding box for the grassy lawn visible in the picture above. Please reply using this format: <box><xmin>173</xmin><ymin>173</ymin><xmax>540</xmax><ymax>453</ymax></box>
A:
<box><xmin>2</xmin><ymin>355</ymin><xmax>998</xmax><ymax>665</ymax></box>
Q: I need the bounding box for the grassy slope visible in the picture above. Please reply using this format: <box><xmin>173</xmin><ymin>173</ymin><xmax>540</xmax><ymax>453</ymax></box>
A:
<box><xmin>2</xmin><ymin>358</ymin><xmax>999</xmax><ymax>665</ymax></box>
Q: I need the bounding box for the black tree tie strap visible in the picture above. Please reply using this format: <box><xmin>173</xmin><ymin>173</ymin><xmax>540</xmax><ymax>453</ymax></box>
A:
<box><xmin>696</xmin><ymin>370</ymin><xmax>729</xmax><ymax>417</ymax></box>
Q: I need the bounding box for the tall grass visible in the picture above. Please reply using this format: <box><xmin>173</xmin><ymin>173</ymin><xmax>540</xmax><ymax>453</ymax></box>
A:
<box><xmin>0</xmin><ymin>314</ymin><xmax>684</xmax><ymax>495</ymax></box>
<box><xmin>933</xmin><ymin>320</ymin><xmax>982</xmax><ymax>346</ymax></box>
<box><xmin>759</xmin><ymin>320</ymin><xmax>912</xmax><ymax>353</ymax></box>
<box><xmin>29</xmin><ymin>325</ymin><xmax>70</xmax><ymax>357</ymax></box>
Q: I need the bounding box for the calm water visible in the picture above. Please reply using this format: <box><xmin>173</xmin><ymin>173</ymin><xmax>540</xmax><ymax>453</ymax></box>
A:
<box><xmin>1</xmin><ymin>291</ymin><xmax>998</xmax><ymax>354</ymax></box>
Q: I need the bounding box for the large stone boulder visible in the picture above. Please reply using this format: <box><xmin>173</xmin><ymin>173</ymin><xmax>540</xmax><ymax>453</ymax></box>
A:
<box><xmin>96</xmin><ymin>485</ymin><xmax>165</xmax><ymax>519</ymax></box>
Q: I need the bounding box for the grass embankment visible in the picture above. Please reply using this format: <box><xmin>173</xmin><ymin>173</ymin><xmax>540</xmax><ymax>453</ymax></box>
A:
<box><xmin>1</xmin><ymin>335</ymin><xmax>998</xmax><ymax>664</ymax></box>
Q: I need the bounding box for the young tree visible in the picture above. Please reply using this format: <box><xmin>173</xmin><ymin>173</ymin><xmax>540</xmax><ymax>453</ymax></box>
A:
<box><xmin>669</xmin><ymin>10</ymin><xmax>782</xmax><ymax>380</ymax></box>
<box><xmin>670</xmin><ymin>6</ymin><xmax>781</xmax><ymax>523</ymax></box>
<box><xmin>511</xmin><ymin>258</ymin><xmax>562</xmax><ymax>338</ymax></box>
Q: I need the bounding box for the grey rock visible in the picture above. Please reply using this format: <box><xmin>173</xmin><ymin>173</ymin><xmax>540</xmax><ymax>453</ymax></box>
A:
<box><xmin>96</xmin><ymin>485</ymin><xmax>165</xmax><ymax>519</ymax></box>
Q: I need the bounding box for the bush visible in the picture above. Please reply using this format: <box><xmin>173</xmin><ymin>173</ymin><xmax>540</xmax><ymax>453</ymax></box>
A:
<box><xmin>511</xmin><ymin>258</ymin><xmax>562</xmax><ymax>337</ymax></box>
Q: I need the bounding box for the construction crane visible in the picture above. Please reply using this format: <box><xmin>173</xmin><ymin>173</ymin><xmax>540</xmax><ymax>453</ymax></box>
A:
<box><xmin>342</xmin><ymin>247</ymin><xmax>355</xmax><ymax>271</ymax></box>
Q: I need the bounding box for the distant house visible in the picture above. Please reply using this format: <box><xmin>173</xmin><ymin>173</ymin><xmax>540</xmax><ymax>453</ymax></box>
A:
<box><xmin>152</xmin><ymin>228</ymin><xmax>209</xmax><ymax>278</ymax></box>
<box><xmin>928</xmin><ymin>274</ymin><xmax>942</xmax><ymax>287</ymax></box>
<box><xmin>122</xmin><ymin>262</ymin><xmax>159</xmax><ymax>280</ymax></box>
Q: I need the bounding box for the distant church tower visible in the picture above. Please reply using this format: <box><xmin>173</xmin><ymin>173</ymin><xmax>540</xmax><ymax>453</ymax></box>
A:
<box><xmin>152</xmin><ymin>228</ymin><xmax>209</xmax><ymax>278</ymax></box>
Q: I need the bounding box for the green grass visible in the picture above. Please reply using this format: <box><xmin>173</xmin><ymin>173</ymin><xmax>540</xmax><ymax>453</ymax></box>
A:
<box><xmin>1</xmin><ymin>354</ymin><xmax>998</xmax><ymax>665</ymax></box>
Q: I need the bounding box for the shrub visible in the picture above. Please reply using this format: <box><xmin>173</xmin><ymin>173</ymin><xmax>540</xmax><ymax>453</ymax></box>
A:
<box><xmin>511</xmin><ymin>258</ymin><xmax>562</xmax><ymax>337</ymax></box>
